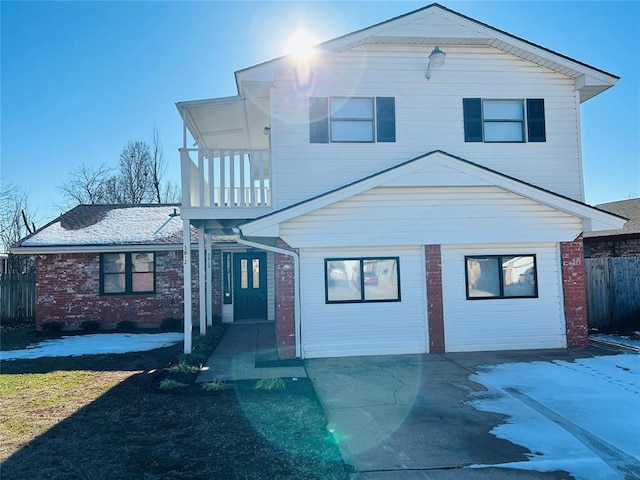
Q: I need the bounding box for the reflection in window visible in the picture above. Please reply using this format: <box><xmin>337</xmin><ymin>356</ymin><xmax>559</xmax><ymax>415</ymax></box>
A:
<box><xmin>466</xmin><ymin>255</ymin><xmax>537</xmax><ymax>300</ymax></box>
<box><xmin>252</xmin><ymin>258</ymin><xmax>260</xmax><ymax>289</ymax></box>
<box><xmin>240</xmin><ymin>259</ymin><xmax>248</xmax><ymax>289</ymax></box>
<box><xmin>103</xmin><ymin>253</ymin><xmax>126</xmax><ymax>293</ymax></box>
<box><xmin>326</xmin><ymin>257</ymin><xmax>400</xmax><ymax>303</ymax></box>
<box><xmin>101</xmin><ymin>252</ymin><xmax>155</xmax><ymax>295</ymax></box>
<box><xmin>223</xmin><ymin>253</ymin><xmax>232</xmax><ymax>304</ymax></box>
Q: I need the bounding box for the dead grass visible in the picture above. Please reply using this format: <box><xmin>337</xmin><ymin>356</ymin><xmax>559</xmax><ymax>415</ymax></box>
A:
<box><xmin>0</xmin><ymin>337</ymin><xmax>348</xmax><ymax>480</ymax></box>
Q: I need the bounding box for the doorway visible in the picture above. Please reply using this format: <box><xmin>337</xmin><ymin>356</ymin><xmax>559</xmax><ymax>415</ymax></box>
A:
<box><xmin>233</xmin><ymin>252</ymin><xmax>267</xmax><ymax>321</ymax></box>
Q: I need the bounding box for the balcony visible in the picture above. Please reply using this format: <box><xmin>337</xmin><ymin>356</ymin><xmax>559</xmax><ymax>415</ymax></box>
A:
<box><xmin>180</xmin><ymin>148</ymin><xmax>271</xmax><ymax>220</ymax></box>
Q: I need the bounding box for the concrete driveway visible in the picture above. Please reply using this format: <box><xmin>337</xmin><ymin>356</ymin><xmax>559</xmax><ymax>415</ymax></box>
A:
<box><xmin>306</xmin><ymin>349</ymin><xmax>603</xmax><ymax>479</ymax></box>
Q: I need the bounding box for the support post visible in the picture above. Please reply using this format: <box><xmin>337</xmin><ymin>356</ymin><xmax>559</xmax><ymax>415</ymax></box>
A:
<box><xmin>206</xmin><ymin>232</ymin><xmax>213</xmax><ymax>326</ymax></box>
<box><xmin>198</xmin><ymin>226</ymin><xmax>206</xmax><ymax>335</ymax></box>
<box><xmin>182</xmin><ymin>220</ymin><xmax>192</xmax><ymax>353</ymax></box>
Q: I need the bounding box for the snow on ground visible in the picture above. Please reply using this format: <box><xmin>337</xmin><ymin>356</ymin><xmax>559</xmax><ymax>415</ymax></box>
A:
<box><xmin>469</xmin><ymin>353</ymin><xmax>640</xmax><ymax>480</ymax></box>
<box><xmin>0</xmin><ymin>333</ymin><xmax>184</xmax><ymax>361</ymax></box>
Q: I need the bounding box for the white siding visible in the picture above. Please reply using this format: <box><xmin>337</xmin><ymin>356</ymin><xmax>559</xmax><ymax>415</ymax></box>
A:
<box><xmin>300</xmin><ymin>246</ymin><xmax>427</xmax><ymax>358</ymax></box>
<box><xmin>270</xmin><ymin>45</ymin><xmax>583</xmax><ymax>210</ymax></box>
<box><xmin>441</xmin><ymin>243</ymin><xmax>566</xmax><ymax>352</ymax></box>
<box><xmin>280</xmin><ymin>186</ymin><xmax>583</xmax><ymax>248</ymax></box>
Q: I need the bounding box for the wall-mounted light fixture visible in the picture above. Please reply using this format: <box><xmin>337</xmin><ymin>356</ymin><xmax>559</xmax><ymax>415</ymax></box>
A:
<box><xmin>426</xmin><ymin>46</ymin><xmax>446</xmax><ymax>80</ymax></box>
<box><xmin>263</xmin><ymin>126</ymin><xmax>271</xmax><ymax>136</ymax></box>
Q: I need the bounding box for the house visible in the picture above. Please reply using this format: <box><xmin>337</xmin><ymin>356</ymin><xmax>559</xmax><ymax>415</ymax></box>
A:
<box><xmin>176</xmin><ymin>3</ymin><xmax>627</xmax><ymax>358</ymax></box>
<box><xmin>584</xmin><ymin>198</ymin><xmax>640</xmax><ymax>258</ymax></box>
<box><xmin>10</xmin><ymin>204</ymin><xmax>225</xmax><ymax>330</ymax></box>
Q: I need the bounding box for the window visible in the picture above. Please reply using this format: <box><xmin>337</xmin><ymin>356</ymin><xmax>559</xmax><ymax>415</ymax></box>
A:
<box><xmin>465</xmin><ymin>255</ymin><xmax>537</xmax><ymax>300</ymax></box>
<box><xmin>325</xmin><ymin>257</ymin><xmax>400</xmax><ymax>303</ymax></box>
<box><xmin>223</xmin><ymin>252</ymin><xmax>232</xmax><ymax>304</ymax></box>
<box><xmin>310</xmin><ymin>97</ymin><xmax>395</xmax><ymax>143</ymax></box>
<box><xmin>463</xmin><ymin>98</ymin><xmax>546</xmax><ymax>143</ymax></box>
<box><xmin>101</xmin><ymin>252</ymin><xmax>155</xmax><ymax>294</ymax></box>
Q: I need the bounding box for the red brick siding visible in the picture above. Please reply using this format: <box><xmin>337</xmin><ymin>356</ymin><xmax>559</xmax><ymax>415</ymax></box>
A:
<box><xmin>275</xmin><ymin>239</ymin><xmax>297</xmax><ymax>359</ymax></box>
<box><xmin>561</xmin><ymin>236</ymin><xmax>588</xmax><ymax>348</ymax></box>
<box><xmin>425</xmin><ymin>245</ymin><xmax>445</xmax><ymax>353</ymax></box>
<box><xmin>35</xmin><ymin>250</ymin><xmax>203</xmax><ymax>329</ymax></box>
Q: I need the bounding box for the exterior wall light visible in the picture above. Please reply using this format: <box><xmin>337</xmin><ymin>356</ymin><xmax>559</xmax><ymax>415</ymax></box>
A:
<box><xmin>426</xmin><ymin>46</ymin><xmax>446</xmax><ymax>80</ymax></box>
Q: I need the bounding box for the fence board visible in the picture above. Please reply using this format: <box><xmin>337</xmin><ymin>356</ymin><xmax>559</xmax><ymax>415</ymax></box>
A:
<box><xmin>0</xmin><ymin>273</ymin><xmax>35</xmax><ymax>324</ymax></box>
<box><xmin>585</xmin><ymin>257</ymin><xmax>640</xmax><ymax>330</ymax></box>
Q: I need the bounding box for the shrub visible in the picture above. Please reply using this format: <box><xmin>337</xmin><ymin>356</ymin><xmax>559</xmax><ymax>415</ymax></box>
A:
<box><xmin>41</xmin><ymin>321</ymin><xmax>62</xmax><ymax>332</ymax></box>
<box><xmin>254</xmin><ymin>377</ymin><xmax>286</xmax><ymax>391</ymax></box>
<box><xmin>158</xmin><ymin>379</ymin><xmax>188</xmax><ymax>390</ymax></box>
<box><xmin>160</xmin><ymin>317</ymin><xmax>182</xmax><ymax>332</ymax></box>
<box><xmin>166</xmin><ymin>361</ymin><xmax>201</xmax><ymax>374</ymax></box>
<box><xmin>79</xmin><ymin>320</ymin><xmax>101</xmax><ymax>332</ymax></box>
<box><xmin>116</xmin><ymin>320</ymin><xmax>136</xmax><ymax>332</ymax></box>
<box><xmin>202</xmin><ymin>380</ymin><xmax>230</xmax><ymax>392</ymax></box>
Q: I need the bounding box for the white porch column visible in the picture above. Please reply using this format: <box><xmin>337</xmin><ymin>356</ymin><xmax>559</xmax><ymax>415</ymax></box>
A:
<box><xmin>182</xmin><ymin>219</ymin><xmax>192</xmax><ymax>354</ymax></box>
<box><xmin>198</xmin><ymin>226</ymin><xmax>206</xmax><ymax>335</ymax></box>
<box><xmin>205</xmin><ymin>232</ymin><xmax>213</xmax><ymax>326</ymax></box>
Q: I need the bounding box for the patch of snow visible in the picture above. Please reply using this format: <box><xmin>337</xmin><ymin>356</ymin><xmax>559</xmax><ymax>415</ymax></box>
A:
<box><xmin>22</xmin><ymin>206</ymin><xmax>182</xmax><ymax>246</ymax></box>
<box><xmin>0</xmin><ymin>333</ymin><xmax>183</xmax><ymax>361</ymax></box>
<box><xmin>468</xmin><ymin>354</ymin><xmax>640</xmax><ymax>480</ymax></box>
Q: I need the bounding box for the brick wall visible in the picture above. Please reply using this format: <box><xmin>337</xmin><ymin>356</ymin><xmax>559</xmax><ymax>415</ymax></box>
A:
<box><xmin>425</xmin><ymin>245</ymin><xmax>445</xmax><ymax>353</ymax></box>
<box><xmin>35</xmin><ymin>250</ymin><xmax>204</xmax><ymax>330</ymax></box>
<box><xmin>275</xmin><ymin>239</ymin><xmax>297</xmax><ymax>359</ymax></box>
<box><xmin>561</xmin><ymin>236</ymin><xmax>588</xmax><ymax>348</ymax></box>
<box><xmin>584</xmin><ymin>236</ymin><xmax>640</xmax><ymax>258</ymax></box>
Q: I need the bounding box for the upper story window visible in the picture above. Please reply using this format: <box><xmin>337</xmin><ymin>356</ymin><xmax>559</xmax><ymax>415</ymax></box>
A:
<box><xmin>463</xmin><ymin>98</ymin><xmax>546</xmax><ymax>143</ymax></box>
<box><xmin>101</xmin><ymin>252</ymin><xmax>155</xmax><ymax>295</ymax></box>
<box><xmin>310</xmin><ymin>97</ymin><xmax>395</xmax><ymax>144</ymax></box>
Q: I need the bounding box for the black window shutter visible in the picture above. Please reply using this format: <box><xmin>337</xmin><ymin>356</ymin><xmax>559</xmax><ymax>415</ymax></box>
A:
<box><xmin>463</xmin><ymin>98</ymin><xmax>483</xmax><ymax>142</ymax></box>
<box><xmin>309</xmin><ymin>97</ymin><xmax>329</xmax><ymax>143</ymax></box>
<box><xmin>376</xmin><ymin>97</ymin><xmax>395</xmax><ymax>142</ymax></box>
<box><xmin>527</xmin><ymin>99</ymin><xmax>546</xmax><ymax>142</ymax></box>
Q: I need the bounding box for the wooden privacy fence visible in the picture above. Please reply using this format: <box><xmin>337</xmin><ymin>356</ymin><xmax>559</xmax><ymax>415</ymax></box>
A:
<box><xmin>585</xmin><ymin>257</ymin><xmax>640</xmax><ymax>331</ymax></box>
<box><xmin>0</xmin><ymin>273</ymin><xmax>35</xmax><ymax>324</ymax></box>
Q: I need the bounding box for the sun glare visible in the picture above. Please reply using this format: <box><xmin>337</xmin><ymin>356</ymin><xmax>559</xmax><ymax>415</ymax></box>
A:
<box><xmin>286</xmin><ymin>30</ymin><xmax>317</xmax><ymax>61</ymax></box>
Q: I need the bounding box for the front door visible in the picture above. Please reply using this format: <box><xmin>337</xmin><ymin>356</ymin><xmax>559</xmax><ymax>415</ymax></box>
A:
<box><xmin>233</xmin><ymin>252</ymin><xmax>267</xmax><ymax>321</ymax></box>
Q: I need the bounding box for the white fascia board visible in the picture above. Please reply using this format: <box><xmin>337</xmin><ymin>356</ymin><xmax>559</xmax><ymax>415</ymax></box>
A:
<box><xmin>11</xmin><ymin>243</ymin><xmax>198</xmax><ymax>255</ymax></box>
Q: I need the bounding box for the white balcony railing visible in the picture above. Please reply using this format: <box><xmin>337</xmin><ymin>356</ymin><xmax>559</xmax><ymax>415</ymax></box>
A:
<box><xmin>180</xmin><ymin>148</ymin><xmax>270</xmax><ymax>209</ymax></box>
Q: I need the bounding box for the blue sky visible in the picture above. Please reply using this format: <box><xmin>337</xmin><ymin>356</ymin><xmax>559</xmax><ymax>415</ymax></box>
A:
<box><xmin>2</xmin><ymin>1</ymin><xmax>638</xmax><ymax>226</ymax></box>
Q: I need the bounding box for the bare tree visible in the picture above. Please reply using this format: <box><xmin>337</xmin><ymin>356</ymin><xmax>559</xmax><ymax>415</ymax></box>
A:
<box><xmin>117</xmin><ymin>140</ymin><xmax>153</xmax><ymax>203</ymax></box>
<box><xmin>58</xmin><ymin>163</ymin><xmax>115</xmax><ymax>206</ymax></box>
<box><xmin>0</xmin><ymin>183</ymin><xmax>37</xmax><ymax>272</ymax></box>
<box><xmin>57</xmin><ymin>128</ymin><xmax>179</xmax><ymax>207</ymax></box>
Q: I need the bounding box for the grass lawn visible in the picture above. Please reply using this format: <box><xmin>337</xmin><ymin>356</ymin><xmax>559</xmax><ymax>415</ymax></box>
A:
<box><xmin>0</xmin><ymin>328</ymin><xmax>348</xmax><ymax>480</ymax></box>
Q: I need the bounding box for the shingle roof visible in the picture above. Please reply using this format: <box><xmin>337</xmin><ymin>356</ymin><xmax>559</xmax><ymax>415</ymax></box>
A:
<box><xmin>585</xmin><ymin>198</ymin><xmax>639</xmax><ymax>238</ymax></box>
<box><xmin>14</xmin><ymin>204</ymin><xmax>196</xmax><ymax>248</ymax></box>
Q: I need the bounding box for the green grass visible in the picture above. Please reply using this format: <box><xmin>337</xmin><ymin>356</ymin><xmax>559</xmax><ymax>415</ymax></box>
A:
<box><xmin>0</xmin><ymin>342</ymin><xmax>348</xmax><ymax>480</ymax></box>
<box><xmin>254</xmin><ymin>377</ymin><xmax>286</xmax><ymax>390</ymax></box>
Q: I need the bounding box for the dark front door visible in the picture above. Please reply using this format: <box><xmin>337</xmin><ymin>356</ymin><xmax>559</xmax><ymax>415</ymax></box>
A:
<box><xmin>233</xmin><ymin>252</ymin><xmax>267</xmax><ymax>321</ymax></box>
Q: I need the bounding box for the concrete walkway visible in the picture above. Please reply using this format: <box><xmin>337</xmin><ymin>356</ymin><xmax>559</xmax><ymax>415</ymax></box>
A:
<box><xmin>196</xmin><ymin>323</ymin><xmax>306</xmax><ymax>382</ymax></box>
<box><xmin>306</xmin><ymin>348</ymin><xmax>603</xmax><ymax>479</ymax></box>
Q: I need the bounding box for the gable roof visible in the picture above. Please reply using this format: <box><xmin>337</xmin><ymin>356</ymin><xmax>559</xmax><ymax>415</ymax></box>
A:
<box><xmin>235</xmin><ymin>3</ymin><xmax>618</xmax><ymax>102</ymax></box>
<box><xmin>12</xmin><ymin>204</ymin><xmax>194</xmax><ymax>254</ymax></box>
<box><xmin>238</xmin><ymin>150</ymin><xmax>627</xmax><ymax>237</ymax></box>
<box><xmin>584</xmin><ymin>198</ymin><xmax>640</xmax><ymax>238</ymax></box>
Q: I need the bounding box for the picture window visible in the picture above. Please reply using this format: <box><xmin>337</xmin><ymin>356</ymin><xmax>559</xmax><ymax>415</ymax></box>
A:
<box><xmin>325</xmin><ymin>257</ymin><xmax>400</xmax><ymax>303</ymax></box>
